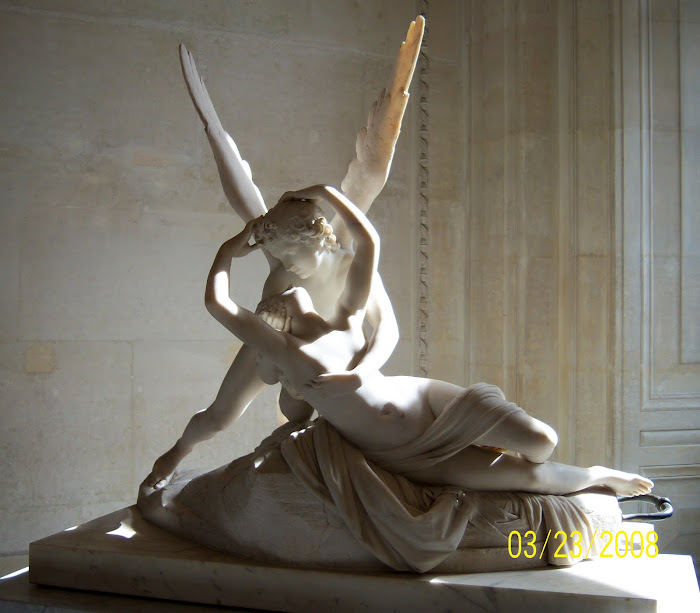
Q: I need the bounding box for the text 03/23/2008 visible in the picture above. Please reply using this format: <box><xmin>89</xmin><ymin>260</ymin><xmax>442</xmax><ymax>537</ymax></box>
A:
<box><xmin>508</xmin><ymin>529</ymin><xmax>659</xmax><ymax>560</ymax></box>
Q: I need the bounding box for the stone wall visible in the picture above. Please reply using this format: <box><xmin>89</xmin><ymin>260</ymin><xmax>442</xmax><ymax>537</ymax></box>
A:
<box><xmin>427</xmin><ymin>0</ymin><xmax>618</xmax><ymax>468</ymax></box>
<box><xmin>0</xmin><ymin>0</ymin><xmax>421</xmax><ymax>555</ymax></box>
<box><xmin>2</xmin><ymin>0</ymin><xmax>697</xmax><ymax>568</ymax></box>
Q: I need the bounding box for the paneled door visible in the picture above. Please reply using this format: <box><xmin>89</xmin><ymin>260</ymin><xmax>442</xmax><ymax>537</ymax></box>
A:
<box><xmin>618</xmin><ymin>0</ymin><xmax>700</xmax><ymax>566</ymax></box>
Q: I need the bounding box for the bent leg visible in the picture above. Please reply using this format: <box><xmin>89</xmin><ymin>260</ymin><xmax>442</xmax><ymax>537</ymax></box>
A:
<box><xmin>473</xmin><ymin>410</ymin><xmax>558</xmax><ymax>463</ymax></box>
<box><xmin>405</xmin><ymin>446</ymin><xmax>653</xmax><ymax>496</ymax></box>
<box><xmin>145</xmin><ymin>344</ymin><xmax>266</xmax><ymax>488</ymax></box>
<box><xmin>424</xmin><ymin>380</ymin><xmax>557</xmax><ymax>463</ymax></box>
<box><xmin>406</xmin><ymin>446</ymin><xmax>555</xmax><ymax>492</ymax></box>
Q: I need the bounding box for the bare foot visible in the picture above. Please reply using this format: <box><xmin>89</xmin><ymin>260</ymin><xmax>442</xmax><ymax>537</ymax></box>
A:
<box><xmin>144</xmin><ymin>447</ymin><xmax>184</xmax><ymax>490</ymax></box>
<box><xmin>590</xmin><ymin>466</ymin><xmax>654</xmax><ymax>497</ymax></box>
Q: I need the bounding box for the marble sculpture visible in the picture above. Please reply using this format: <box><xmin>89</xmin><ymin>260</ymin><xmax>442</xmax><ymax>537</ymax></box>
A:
<box><xmin>143</xmin><ymin>17</ymin><xmax>422</xmax><ymax>489</ymax></box>
<box><xmin>139</xmin><ymin>16</ymin><xmax>652</xmax><ymax>574</ymax></box>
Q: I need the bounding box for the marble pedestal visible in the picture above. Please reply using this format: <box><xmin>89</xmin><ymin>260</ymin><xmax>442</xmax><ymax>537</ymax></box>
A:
<box><xmin>23</xmin><ymin>506</ymin><xmax>700</xmax><ymax>613</ymax></box>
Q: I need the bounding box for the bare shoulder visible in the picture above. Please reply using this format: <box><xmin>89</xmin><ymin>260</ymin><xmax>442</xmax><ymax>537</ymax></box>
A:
<box><xmin>262</xmin><ymin>263</ymin><xmax>294</xmax><ymax>298</ymax></box>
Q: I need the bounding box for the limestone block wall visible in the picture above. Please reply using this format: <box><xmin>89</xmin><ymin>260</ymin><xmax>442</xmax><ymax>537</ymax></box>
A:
<box><xmin>0</xmin><ymin>1</ymin><xmax>421</xmax><ymax>555</ymax></box>
<box><xmin>427</xmin><ymin>0</ymin><xmax>618</xmax><ymax>467</ymax></box>
<box><xmin>3</xmin><ymin>0</ymin><xmax>695</xmax><ymax>568</ymax></box>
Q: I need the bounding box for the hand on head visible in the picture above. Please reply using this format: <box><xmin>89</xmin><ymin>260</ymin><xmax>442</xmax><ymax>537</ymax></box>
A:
<box><xmin>223</xmin><ymin>217</ymin><xmax>263</xmax><ymax>258</ymax></box>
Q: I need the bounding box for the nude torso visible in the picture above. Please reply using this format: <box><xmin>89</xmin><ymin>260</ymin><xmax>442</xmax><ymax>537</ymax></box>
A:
<box><xmin>268</xmin><ymin>314</ymin><xmax>437</xmax><ymax>451</ymax></box>
<box><xmin>252</xmin><ymin>247</ymin><xmax>438</xmax><ymax>450</ymax></box>
<box><xmin>254</xmin><ymin>249</ymin><xmax>352</xmax><ymax>394</ymax></box>
<box><xmin>255</xmin><ymin>247</ymin><xmax>356</xmax><ymax>405</ymax></box>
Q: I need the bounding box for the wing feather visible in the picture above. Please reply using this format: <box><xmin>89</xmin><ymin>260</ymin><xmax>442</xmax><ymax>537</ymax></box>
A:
<box><xmin>335</xmin><ymin>16</ymin><xmax>425</xmax><ymax>248</ymax></box>
<box><xmin>179</xmin><ymin>44</ymin><xmax>267</xmax><ymax>222</ymax></box>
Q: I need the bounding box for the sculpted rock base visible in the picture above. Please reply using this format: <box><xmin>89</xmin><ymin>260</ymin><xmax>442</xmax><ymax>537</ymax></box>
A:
<box><xmin>28</xmin><ymin>506</ymin><xmax>697</xmax><ymax>612</ymax></box>
<box><xmin>139</xmin><ymin>421</ymin><xmax>622</xmax><ymax>573</ymax></box>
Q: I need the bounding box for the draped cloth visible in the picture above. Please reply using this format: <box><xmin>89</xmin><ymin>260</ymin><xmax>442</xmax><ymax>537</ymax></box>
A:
<box><xmin>281</xmin><ymin>383</ymin><xmax>598</xmax><ymax>573</ymax></box>
<box><xmin>365</xmin><ymin>382</ymin><xmax>523</xmax><ymax>472</ymax></box>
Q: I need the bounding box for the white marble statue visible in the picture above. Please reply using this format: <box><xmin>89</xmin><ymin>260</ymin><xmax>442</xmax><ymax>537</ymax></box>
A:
<box><xmin>205</xmin><ymin>183</ymin><xmax>654</xmax><ymax>501</ymax></box>
<box><xmin>138</xmin><ymin>183</ymin><xmax>650</xmax><ymax>574</ymax></box>
<box><xmin>145</xmin><ymin>18</ymin><xmax>425</xmax><ymax>489</ymax></box>
<box><xmin>138</xmin><ymin>16</ymin><xmax>651</xmax><ymax>575</ymax></box>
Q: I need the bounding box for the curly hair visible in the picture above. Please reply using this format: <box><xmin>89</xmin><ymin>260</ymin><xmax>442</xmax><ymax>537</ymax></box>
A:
<box><xmin>253</xmin><ymin>199</ymin><xmax>338</xmax><ymax>253</ymax></box>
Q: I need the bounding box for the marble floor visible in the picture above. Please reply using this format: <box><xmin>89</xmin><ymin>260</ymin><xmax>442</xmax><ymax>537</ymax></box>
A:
<box><xmin>6</xmin><ymin>506</ymin><xmax>695</xmax><ymax>612</ymax></box>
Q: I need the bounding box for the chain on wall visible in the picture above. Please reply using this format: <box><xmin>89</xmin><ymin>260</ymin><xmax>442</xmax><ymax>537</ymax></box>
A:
<box><xmin>417</xmin><ymin>0</ymin><xmax>429</xmax><ymax>377</ymax></box>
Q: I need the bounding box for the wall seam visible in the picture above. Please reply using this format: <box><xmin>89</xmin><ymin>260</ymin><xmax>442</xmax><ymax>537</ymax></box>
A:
<box><xmin>612</xmin><ymin>0</ymin><xmax>625</xmax><ymax>470</ymax></box>
<box><xmin>417</xmin><ymin>0</ymin><xmax>430</xmax><ymax>377</ymax></box>
<box><xmin>677</xmin><ymin>0</ymin><xmax>685</xmax><ymax>364</ymax></box>
<box><xmin>570</xmin><ymin>0</ymin><xmax>579</xmax><ymax>467</ymax></box>
<box><xmin>515</xmin><ymin>0</ymin><xmax>524</xmax><ymax>406</ymax></box>
<box><xmin>606</xmin><ymin>0</ymin><xmax>618</xmax><ymax>467</ymax></box>
<box><xmin>462</xmin><ymin>0</ymin><xmax>471</xmax><ymax>387</ymax></box>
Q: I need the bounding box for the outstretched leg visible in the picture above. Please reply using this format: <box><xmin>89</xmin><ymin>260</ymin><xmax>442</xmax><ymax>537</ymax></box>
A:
<box><xmin>405</xmin><ymin>446</ymin><xmax>653</xmax><ymax>497</ymax></box>
<box><xmin>145</xmin><ymin>344</ymin><xmax>266</xmax><ymax>489</ymax></box>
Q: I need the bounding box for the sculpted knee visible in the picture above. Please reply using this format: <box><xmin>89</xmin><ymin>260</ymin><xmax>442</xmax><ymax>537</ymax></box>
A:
<box><xmin>525</xmin><ymin>422</ymin><xmax>557</xmax><ymax>463</ymax></box>
<box><xmin>537</xmin><ymin>423</ymin><xmax>558</xmax><ymax>453</ymax></box>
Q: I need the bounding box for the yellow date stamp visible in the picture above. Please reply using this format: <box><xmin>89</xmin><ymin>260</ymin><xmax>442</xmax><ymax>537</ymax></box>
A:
<box><xmin>508</xmin><ymin>529</ymin><xmax>659</xmax><ymax>560</ymax></box>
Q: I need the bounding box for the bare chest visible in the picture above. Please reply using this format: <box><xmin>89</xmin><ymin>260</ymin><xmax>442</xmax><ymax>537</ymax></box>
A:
<box><xmin>295</xmin><ymin>326</ymin><xmax>366</xmax><ymax>373</ymax></box>
<box><xmin>273</xmin><ymin>262</ymin><xmax>351</xmax><ymax>320</ymax></box>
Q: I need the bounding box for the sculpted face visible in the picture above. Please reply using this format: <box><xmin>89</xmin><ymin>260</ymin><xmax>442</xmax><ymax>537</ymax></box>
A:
<box><xmin>265</xmin><ymin>241</ymin><xmax>325</xmax><ymax>279</ymax></box>
<box><xmin>253</xmin><ymin>199</ymin><xmax>337</xmax><ymax>279</ymax></box>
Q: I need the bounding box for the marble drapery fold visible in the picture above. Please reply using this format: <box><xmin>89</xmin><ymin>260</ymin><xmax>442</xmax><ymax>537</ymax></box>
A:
<box><xmin>281</xmin><ymin>384</ymin><xmax>598</xmax><ymax>572</ymax></box>
<box><xmin>139</xmin><ymin>386</ymin><xmax>615</xmax><ymax>573</ymax></box>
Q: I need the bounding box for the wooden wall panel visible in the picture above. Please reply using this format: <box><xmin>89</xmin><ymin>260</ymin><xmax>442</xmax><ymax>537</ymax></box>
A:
<box><xmin>619</xmin><ymin>0</ymin><xmax>700</xmax><ymax>562</ymax></box>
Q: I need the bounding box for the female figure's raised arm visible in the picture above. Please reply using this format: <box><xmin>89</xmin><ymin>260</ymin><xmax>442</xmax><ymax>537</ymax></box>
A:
<box><xmin>204</xmin><ymin>219</ymin><xmax>288</xmax><ymax>358</ymax></box>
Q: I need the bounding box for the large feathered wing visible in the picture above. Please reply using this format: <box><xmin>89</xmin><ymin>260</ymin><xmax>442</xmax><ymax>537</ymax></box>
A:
<box><xmin>335</xmin><ymin>16</ymin><xmax>425</xmax><ymax>248</ymax></box>
<box><xmin>180</xmin><ymin>44</ymin><xmax>268</xmax><ymax>222</ymax></box>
